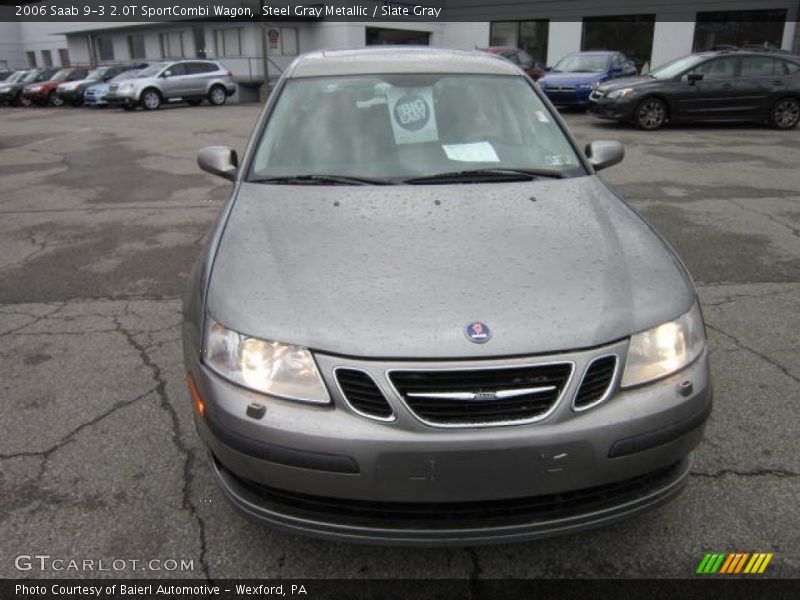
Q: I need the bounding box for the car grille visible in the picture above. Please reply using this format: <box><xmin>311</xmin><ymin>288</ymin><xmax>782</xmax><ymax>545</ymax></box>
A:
<box><xmin>389</xmin><ymin>363</ymin><xmax>573</xmax><ymax>426</ymax></box>
<box><xmin>545</xmin><ymin>85</ymin><xmax>577</xmax><ymax>92</ymax></box>
<box><xmin>335</xmin><ymin>368</ymin><xmax>394</xmax><ymax>420</ymax></box>
<box><xmin>574</xmin><ymin>356</ymin><xmax>617</xmax><ymax>410</ymax></box>
<box><xmin>226</xmin><ymin>458</ymin><xmax>686</xmax><ymax>529</ymax></box>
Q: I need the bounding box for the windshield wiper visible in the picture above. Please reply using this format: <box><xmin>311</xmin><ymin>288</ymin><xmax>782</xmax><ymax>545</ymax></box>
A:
<box><xmin>250</xmin><ymin>174</ymin><xmax>395</xmax><ymax>186</ymax></box>
<box><xmin>404</xmin><ymin>168</ymin><xmax>567</xmax><ymax>185</ymax></box>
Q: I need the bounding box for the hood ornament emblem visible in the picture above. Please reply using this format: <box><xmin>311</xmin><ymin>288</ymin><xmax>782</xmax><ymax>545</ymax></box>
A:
<box><xmin>465</xmin><ymin>322</ymin><xmax>492</xmax><ymax>344</ymax></box>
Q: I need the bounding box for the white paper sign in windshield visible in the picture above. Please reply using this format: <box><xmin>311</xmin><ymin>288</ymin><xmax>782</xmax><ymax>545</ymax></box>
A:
<box><xmin>442</xmin><ymin>142</ymin><xmax>500</xmax><ymax>163</ymax></box>
<box><xmin>387</xmin><ymin>87</ymin><xmax>438</xmax><ymax>144</ymax></box>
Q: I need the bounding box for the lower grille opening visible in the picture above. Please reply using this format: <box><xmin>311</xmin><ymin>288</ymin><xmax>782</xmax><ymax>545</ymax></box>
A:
<box><xmin>223</xmin><ymin>459</ymin><xmax>686</xmax><ymax>530</ymax></box>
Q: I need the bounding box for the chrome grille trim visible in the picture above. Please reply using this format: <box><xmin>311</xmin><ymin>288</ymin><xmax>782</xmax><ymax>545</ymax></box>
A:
<box><xmin>386</xmin><ymin>361</ymin><xmax>576</xmax><ymax>429</ymax></box>
<box><xmin>333</xmin><ymin>366</ymin><xmax>396</xmax><ymax>423</ymax></box>
<box><xmin>572</xmin><ymin>354</ymin><xmax>619</xmax><ymax>412</ymax></box>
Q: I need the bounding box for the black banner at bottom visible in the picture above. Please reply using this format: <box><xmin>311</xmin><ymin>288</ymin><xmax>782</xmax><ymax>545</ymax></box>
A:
<box><xmin>3</xmin><ymin>579</ymin><xmax>800</xmax><ymax>600</ymax></box>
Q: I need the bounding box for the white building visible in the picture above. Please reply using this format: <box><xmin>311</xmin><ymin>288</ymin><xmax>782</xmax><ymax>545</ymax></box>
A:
<box><xmin>2</xmin><ymin>1</ymin><xmax>798</xmax><ymax>101</ymax></box>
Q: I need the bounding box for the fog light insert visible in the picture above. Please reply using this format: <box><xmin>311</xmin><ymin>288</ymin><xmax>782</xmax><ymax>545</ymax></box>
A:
<box><xmin>187</xmin><ymin>373</ymin><xmax>206</xmax><ymax>417</ymax></box>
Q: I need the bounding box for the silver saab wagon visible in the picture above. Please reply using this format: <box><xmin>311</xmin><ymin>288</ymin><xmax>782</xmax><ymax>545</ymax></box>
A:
<box><xmin>183</xmin><ymin>47</ymin><xmax>712</xmax><ymax>545</ymax></box>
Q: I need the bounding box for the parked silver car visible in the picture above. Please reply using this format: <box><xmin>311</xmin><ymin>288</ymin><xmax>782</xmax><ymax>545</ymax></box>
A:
<box><xmin>183</xmin><ymin>48</ymin><xmax>712</xmax><ymax>545</ymax></box>
<box><xmin>106</xmin><ymin>60</ymin><xmax>235</xmax><ymax>110</ymax></box>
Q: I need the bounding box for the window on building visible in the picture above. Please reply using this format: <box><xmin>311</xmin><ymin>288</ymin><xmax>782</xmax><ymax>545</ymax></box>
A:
<box><xmin>41</xmin><ymin>50</ymin><xmax>53</xmax><ymax>67</ymax></box>
<box><xmin>214</xmin><ymin>28</ymin><xmax>242</xmax><ymax>57</ymax></box>
<box><xmin>489</xmin><ymin>21</ymin><xmax>549</xmax><ymax>68</ymax></box>
<box><xmin>693</xmin><ymin>10</ymin><xmax>787</xmax><ymax>51</ymax></box>
<box><xmin>365</xmin><ymin>27</ymin><xmax>430</xmax><ymax>46</ymax></box>
<box><xmin>26</xmin><ymin>51</ymin><xmax>37</xmax><ymax>67</ymax></box>
<box><xmin>582</xmin><ymin>16</ymin><xmax>655</xmax><ymax>74</ymax></box>
<box><xmin>160</xmin><ymin>32</ymin><xmax>185</xmax><ymax>58</ymax></box>
<box><xmin>58</xmin><ymin>48</ymin><xmax>70</xmax><ymax>66</ymax></box>
<box><xmin>280</xmin><ymin>27</ymin><xmax>298</xmax><ymax>55</ymax></box>
<box><xmin>95</xmin><ymin>36</ymin><xmax>114</xmax><ymax>62</ymax></box>
<box><xmin>127</xmin><ymin>35</ymin><xmax>145</xmax><ymax>59</ymax></box>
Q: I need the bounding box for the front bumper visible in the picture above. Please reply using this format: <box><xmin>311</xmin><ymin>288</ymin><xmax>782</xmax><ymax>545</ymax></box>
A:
<box><xmin>83</xmin><ymin>92</ymin><xmax>108</xmax><ymax>106</ymax></box>
<box><xmin>56</xmin><ymin>88</ymin><xmax>83</xmax><ymax>103</ymax></box>
<box><xmin>541</xmin><ymin>88</ymin><xmax>594</xmax><ymax>107</ymax></box>
<box><xmin>107</xmin><ymin>91</ymin><xmax>137</xmax><ymax>106</ymax></box>
<box><xmin>21</xmin><ymin>90</ymin><xmax>50</xmax><ymax>103</ymax></box>
<box><xmin>588</xmin><ymin>94</ymin><xmax>638</xmax><ymax>121</ymax></box>
<box><xmin>188</xmin><ymin>338</ymin><xmax>712</xmax><ymax>544</ymax></box>
<box><xmin>0</xmin><ymin>90</ymin><xmax>17</xmax><ymax>103</ymax></box>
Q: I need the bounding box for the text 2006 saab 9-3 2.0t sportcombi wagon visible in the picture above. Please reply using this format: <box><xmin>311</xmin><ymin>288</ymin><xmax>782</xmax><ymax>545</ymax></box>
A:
<box><xmin>183</xmin><ymin>47</ymin><xmax>712</xmax><ymax>545</ymax></box>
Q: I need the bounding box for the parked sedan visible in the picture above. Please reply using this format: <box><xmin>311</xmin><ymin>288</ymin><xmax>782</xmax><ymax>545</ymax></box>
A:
<box><xmin>56</xmin><ymin>63</ymin><xmax>147</xmax><ymax>106</ymax></box>
<box><xmin>84</xmin><ymin>68</ymin><xmax>144</xmax><ymax>107</ymax></box>
<box><xmin>21</xmin><ymin>67</ymin><xmax>90</xmax><ymax>106</ymax></box>
<box><xmin>184</xmin><ymin>47</ymin><xmax>711</xmax><ymax>545</ymax></box>
<box><xmin>2</xmin><ymin>68</ymin><xmax>58</xmax><ymax>106</ymax></box>
<box><xmin>588</xmin><ymin>49</ymin><xmax>800</xmax><ymax>130</ymax></box>
<box><xmin>0</xmin><ymin>70</ymin><xmax>32</xmax><ymax>104</ymax></box>
<box><xmin>538</xmin><ymin>51</ymin><xmax>638</xmax><ymax>108</ymax></box>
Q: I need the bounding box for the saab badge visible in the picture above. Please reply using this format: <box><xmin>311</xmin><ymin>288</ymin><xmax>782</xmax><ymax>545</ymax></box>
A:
<box><xmin>465</xmin><ymin>321</ymin><xmax>492</xmax><ymax>344</ymax></box>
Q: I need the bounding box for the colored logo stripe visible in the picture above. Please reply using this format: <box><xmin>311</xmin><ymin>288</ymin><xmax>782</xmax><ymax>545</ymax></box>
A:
<box><xmin>698</xmin><ymin>552</ymin><xmax>773</xmax><ymax>574</ymax></box>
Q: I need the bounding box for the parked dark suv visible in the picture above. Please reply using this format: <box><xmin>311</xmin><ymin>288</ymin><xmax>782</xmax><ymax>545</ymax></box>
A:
<box><xmin>588</xmin><ymin>49</ymin><xmax>800</xmax><ymax>130</ymax></box>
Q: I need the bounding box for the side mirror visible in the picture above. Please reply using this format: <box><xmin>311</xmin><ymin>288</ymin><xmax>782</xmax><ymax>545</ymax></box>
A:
<box><xmin>687</xmin><ymin>73</ymin><xmax>703</xmax><ymax>85</ymax></box>
<box><xmin>585</xmin><ymin>140</ymin><xmax>624</xmax><ymax>172</ymax></box>
<box><xmin>197</xmin><ymin>146</ymin><xmax>238</xmax><ymax>181</ymax></box>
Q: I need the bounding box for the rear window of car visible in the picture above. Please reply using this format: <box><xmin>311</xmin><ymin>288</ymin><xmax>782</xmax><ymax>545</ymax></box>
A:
<box><xmin>783</xmin><ymin>60</ymin><xmax>800</xmax><ymax>74</ymax></box>
<box><xmin>186</xmin><ymin>62</ymin><xmax>218</xmax><ymax>74</ymax></box>
<box><xmin>740</xmin><ymin>56</ymin><xmax>782</xmax><ymax>77</ymax></box>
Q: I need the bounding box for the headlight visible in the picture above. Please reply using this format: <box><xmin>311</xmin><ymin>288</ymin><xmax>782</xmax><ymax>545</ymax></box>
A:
<box><xmin>62</xmin><ymin>83</ymin><xmax>77</xmax><ymax>91</ymax></box>
<box><xmin>30</xmin><ymin>85</ymin><xmax>42</xmax><ymax>92</ymax></box>
<box><xmin>119</xmin><ymin>82</ymin><xmax>133</xmax><ymax>90</ymax></box>
<box><xmin>621</xmin><ymin>302</ymin><xmax>706</xmax><ymax>388</ymax></box>
<box><xmin>607</xmin><ymin>87</ymin><xmax>635</xmax><ymax>99</ymax></box>
<box><xmin>0</xmin><ymin>86</ymin><xmax>10</xmax><ymax>92</ymax></box>
<box><xmin>203</xmin><ymin>317</ymin><xmax>329</xmax><ymax>404</ymax></box>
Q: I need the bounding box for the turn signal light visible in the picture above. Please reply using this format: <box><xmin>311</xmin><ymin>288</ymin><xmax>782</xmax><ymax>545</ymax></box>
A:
<box><xmin>187</xmin><ymin>373</ymin><xmax>206</xmax><ymax>417</ymax></box>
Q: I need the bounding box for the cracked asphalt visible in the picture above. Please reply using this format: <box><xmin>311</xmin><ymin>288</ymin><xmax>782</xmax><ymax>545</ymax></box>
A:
<box><xmin>1</xmin><ymin>105</ymin><xmax>798</xmax><ymax>580</ymax></box>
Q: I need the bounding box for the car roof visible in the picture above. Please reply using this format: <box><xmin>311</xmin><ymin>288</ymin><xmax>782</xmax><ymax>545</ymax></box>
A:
<box><xmin>564</xmin><ymin>51</ymin><xmax>619</xmax><ymax>56</ymax></box>
<box><xmin>288</xmin><ymin>47</ymin><xmax>521</xmax><ymax>78</ymax></box>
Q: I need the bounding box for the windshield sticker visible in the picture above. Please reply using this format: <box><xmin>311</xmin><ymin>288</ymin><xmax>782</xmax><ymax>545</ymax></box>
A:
<box><xmin>534</xmin><ymin>110</ymin><xmax>550</xmax><ymax>123</ymax></box>
<box><xmin>544</xmin><ymin>154</ymin><xmax>572</xmax><ymax>167</ymax></box>
<box><xmin>442</xmin><ymin>142</ymin><xmax>500</xmax><ymax>163</ymax></box>
<box><xmin>387</xmin><ymin>87</ymin><xmax>438</xmax><ymax>144</ymax></box>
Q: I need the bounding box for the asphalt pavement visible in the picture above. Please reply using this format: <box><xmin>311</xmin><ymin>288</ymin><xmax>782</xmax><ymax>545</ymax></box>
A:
<box><xmin>1</xmin><ymin>104</ymin><xmax>798</xmax><ymax>579</ymax></box>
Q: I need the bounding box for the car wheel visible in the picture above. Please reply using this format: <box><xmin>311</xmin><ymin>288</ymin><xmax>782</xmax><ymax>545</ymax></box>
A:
<box><xmin>49</xmin><ymin>92</ymin><xmax>64</xmax><ymax>107</ymax></box>
<box><xmin>141</xmin><ymin>89</ymin><xmax>161</xmax><ymax>111</ymax></box>
<box><xmin>20</xmin><ymin>96</ymin><xmax>32</xmax><ymax>107</ymax></box>
<box><xmin>769</xmin><ymin>97</ymin><xmax>800</xmax><ymax>130</ymax></box>
<box><xmin>635</xmin><ymin>98</ymin><xmax>667</xmax><ymax>130</ymax></box>
<box><xmin>208</xmin><ymin>85</ymin><xmax>227</xmax><ymax>106</ymax></box>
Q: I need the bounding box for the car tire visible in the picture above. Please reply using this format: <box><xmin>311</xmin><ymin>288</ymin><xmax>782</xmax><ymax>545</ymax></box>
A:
<box><xmin>20</xmin><ymin>96</ymin><xmax>32</xmax><ymax>107</ymax></box>
<box><xmin>769</xmin><ymin>97</ymin><xmax>800</xmax><ymax>130</ymax></box>
<box><xmin>141</xmin><ymin>89</ymin><xmax>161</xmax><ymax>111</ymax></box>
<box><xmin>208</xmin><ymin>85</ymin><xmax>227</xmax><ymax>106</ymax></box>
<box><xmin>49</xmin><ymin>92</ymin><xmax>64</xmax><ymax>107</ymax></box>
<box><xmin>635</xmin><ymin>97</ymin><xmax>667</xmax><ymax>130</ymax></box>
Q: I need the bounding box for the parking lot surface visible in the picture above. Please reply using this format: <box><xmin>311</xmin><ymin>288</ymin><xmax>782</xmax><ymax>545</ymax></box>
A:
<box><xmin>1</xmin><ymin>105</ymin><xmax>798</xmax><ymax>579</ymax></box>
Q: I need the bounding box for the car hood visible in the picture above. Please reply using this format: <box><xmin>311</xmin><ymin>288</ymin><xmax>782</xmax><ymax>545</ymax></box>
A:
<box><xmin>597</xmin><ymin>76</ymin><xmax>653</xmax><ymax>92</ymax></box>
<box><xmin>59</xmin><ymin>77</ymin><xmax>99</xmax><ymax>88</ymax></box>
<box><xmin>207</xmin><ymin>177</ymin><xmax>694</xmax><ymax>358</ymax></box>
<box><xmin>539</xmin><ymin>72</ymin><xmax>604</xmax><ymax>86</ymax></box>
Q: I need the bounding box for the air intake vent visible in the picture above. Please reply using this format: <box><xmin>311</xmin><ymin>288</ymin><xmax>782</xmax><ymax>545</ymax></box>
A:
<box><xmin>335</xmin><ymin>369</ymin><xmax>393</xmax><ymax>420</ymax></box>
<box><xmin>574</xmin><ymin>356</ymin><xmax>617</xmax><ymax>410</ymax></box>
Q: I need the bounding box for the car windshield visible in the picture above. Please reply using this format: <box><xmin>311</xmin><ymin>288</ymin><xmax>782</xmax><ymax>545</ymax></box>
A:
<box><xmin>50</xmin><ymin>69</ymin><xmax>71</xmax><ymax>81</ymax></box>
<box><xmin>648</xmin><ymin>55</ymin><xmax>706</xmax><ymax>80</ymax></box>
<box><xmin>111</xmin><ymin>70</ymin><xmax>142</xmax><ymax>82</ymax></box>
<box><xmin>23</xmin><ymin>71</ymin><xmax>42</xmax><ymax>83</ymax></box>
<box><xmin>7</xmin><ymin>71</ymin><xmax>26</xmax><ymax>83</ymax></box>
<box><xmin>250</xmin><ymin>74</ymin><xmax>583</xmax><ymax>183</ymax></box>
<box><xmin>553</xmin><ymin>55</ymin><xmax>609</xmax><ymax>73</ymax></box>
<box><xmin>136</xmin><ymin>64</ymin><xmax>168</xmax><ymax>77</ymax></box>
<box><xmin>86</xmin><ymin>67</ymin><xmax>109</xmax><ymax>80</ymax></box>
